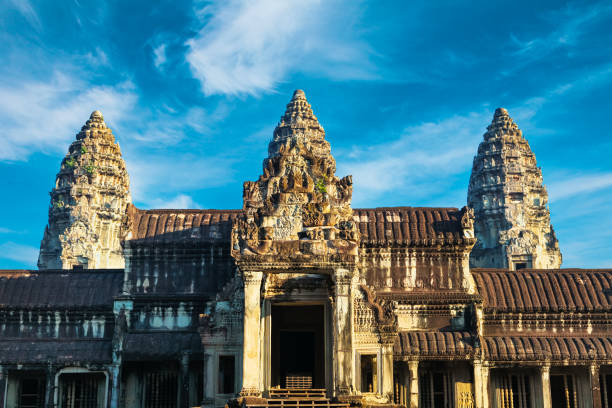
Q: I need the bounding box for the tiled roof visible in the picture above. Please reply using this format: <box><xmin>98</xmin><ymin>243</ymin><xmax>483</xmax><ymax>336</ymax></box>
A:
<box><xmin>473</xmin><ymin>269</ymin><xmax>612</xmax><ymax>312</ymax></box>
<box><xmin>483</xmin><ymin>336</ymin><xmax>612</xmax><ymax>361</ymax></box>
<box><xmin>129</xmin><ymin>206</ymin><xmax>468</xmax><ymax>246</ymax></box>
<box><xmin>394</xmin><ymin>331</ymin><xmax>476</xmax><ymax>358</ymax></box>
<box><xmin>0</xmin><ymin>339</ymin><xmax>111</xmax><ymax>363</ymax></box>
<box><xmin>353</xmin><ymin>207</ymin><xmax>466</xmax><ymax>246</ymax></box>
<box><xmin>123</xmin><ymin>332</ymin><xmax>202</xmax><ymax>360</ymax></box>
<box><xmin>129</xmin><ymin>208</ymin><xmax>241</xmax><ymax>243</ymax></box>
<box><xmin>0</xmin><ymin>270</ymin><xmax>123</xmax><ymax>308</ymax></box>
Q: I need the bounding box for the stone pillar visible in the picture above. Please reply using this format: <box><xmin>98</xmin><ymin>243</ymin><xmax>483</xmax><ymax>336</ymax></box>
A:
<box><xmin>109</xmin><ymin>364</ymin><xmax>121</xmax><ymax>408</ymax></box>
<box><xmin>45</xmin><ymin>365</ymin><xmax>56</xmax><ymax>408</ymax></box>
<box><xmin>408</xmin><ymin>361</ymin><xmax>419</xmax><ymax>408</ymax></box>
<box><xmin>332</xmin><ymin>268</ymin><xmax>354</xmax><ymax>396</ymax></box>
<box><xmin>0</xmin><ymin>366</ymin><xmax>6</xmax><ymax>408</ymax></box>
<box><xmin>202</xmin><ymin>354</ymin><xmax>214</xmax><ymax>408</ymax></box>
<box><xmin>591</xmin><ymin>363</ymin><xmax>602</xmax><ymax>408</ymax></box>
<box><xmin>179</xmin><ymin>353</ymin><xmax>190</xmax><ymax>408</ymax></box>
<box><xmin>241</xmin><ymin>270</ymin><xmax>263</xmax><ymax>396</ymax></box>
<box><xmin>540</xmin><ymin>364</ymin><xmax>551</xmax><ymax>408</ymax></box>
<box><xmin>381</xmin><ymin>343</ymin><xmax>394</xmax><ymax>401</ymax></box>
<box><xmin>473</xmin><ymin>362</ymin><xmax>489</xmax><ymax>408</ymax></box>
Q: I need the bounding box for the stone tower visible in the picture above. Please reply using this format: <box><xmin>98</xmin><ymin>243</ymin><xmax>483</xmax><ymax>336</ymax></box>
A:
<box><xmin>38</xmin><ymin>111</ymin><xmax>132</xmax><ymax>270</ymax></box>
<box><xmin>467</xmin><ymin>108</ymin><xmax>562</xmax><ymax>270</ymax></box>
<box><xmin>233</xmin><ymin>89</ymin><xmax>358</xmax><ymax>259</ymax></box>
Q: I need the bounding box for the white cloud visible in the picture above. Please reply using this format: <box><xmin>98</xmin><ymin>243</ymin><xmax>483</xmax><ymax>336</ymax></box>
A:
<box><xmin>147</xmin><ymin>194</ymin><xmax>201</xmax><ymax>209</ymax></box>
<box><xmin>186</xmin><ymin>0</ymin><xmax>377</xmax><ymax>96</ymax></box>
<box><xmin>338</xmin><ymin>111</ymin><xmax>488</xmax><ymax>206</ymax></box>
<box><xmin>153</xmin><ymin>44</ymin><xmax>167</xmax><ymax>68</ymax></box>
<box><xmin>0</xmin><ymin>73</ymin><xmax>137</xmax><ymax>161</ymax></box>
<box><xmin>0</xmin><ymin>241</ymin><xmax>38</xmax><ymax>267</ymax></box>
<box><xmin>548</xmin><ymin>173</ymin><xmax>612</xmax><ymax>202</ymax></box>
<box><xmin>126</xmin><ymin>153</ymin><xmax>236</xmax><ymax>206</ymax></box>
<box><xmin>6</xmin><ymin>0</ymin><xmax>41</xmax><ymax>31</ymax></box>
<box><xmin>0</xmin><ymin>227</ymin><xmax>13</xmax><ymax>234</ymax></box>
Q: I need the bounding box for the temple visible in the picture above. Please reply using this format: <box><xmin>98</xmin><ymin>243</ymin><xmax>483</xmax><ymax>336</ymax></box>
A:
<box><xmin>0</xmin><ymin>90</ymin><xmax>610</xmax><ymax>408</ymax></box>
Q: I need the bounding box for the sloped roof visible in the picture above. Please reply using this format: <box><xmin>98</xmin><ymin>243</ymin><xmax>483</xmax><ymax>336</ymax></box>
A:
<box><xmin>129</xmin><ymin>208</ymin><xmax>240</xmax><ymax>243</ymax></box>
<box><xmin>353</xmin><ymin>207</ymin><xmax>466</xmax><ymax>246</ymax></box>
<box><xmin>0</xmin><ymin>270</ymin><xmax>123</xmax><ymax>308</ymax></box>
<box><xmin>0</xmin><ymin>339</ymin><xmax>112</xmax><ymax>363</ymax></box>
<box><xmin>128</xmin><ymin>207</ymin><xmax>468</xmax><ymax>247</ymax></box>
<box><xmin>394</xmin><ymin>331</ymin><xmax>476</xmax><ymax>358</ymax></box>
<box><xmin>123</xmin><ymin>332</ymin><xmax>202</xmax><ymax>360</ymax></box>
<box><xmin>483</xmin><ymin>335</ymin><xmax>612</xmax><ymax>361</ymax></box>
<box><xmin>472</xmin><ymin>269</ymin><xmax>612</xmax><ymax>312</ymax></box>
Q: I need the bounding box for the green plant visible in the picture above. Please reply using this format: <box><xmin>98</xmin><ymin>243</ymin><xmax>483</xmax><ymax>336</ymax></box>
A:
<box><xmin>54</xmin><ymin>199</ymin><xmax>65</xmax><ymax>209</ymax></box>
<box><xmin>315</xmin><ymin>176</ymin><xmax>327</xmax><ymax>194</ymax></box>
<box><xmin>80</xmin><ymin>145</ymin><xmax>88</xmax><ymax>154</ymax></box>
<box><xmin>65</xmin><ymin>158</ymin><xmax>76</xmax><ymax>168</ymax></box>
<box><xmin>85</xmin><ymin>163</ymin><xmax>96</xmax><ymax>175</ymax></box>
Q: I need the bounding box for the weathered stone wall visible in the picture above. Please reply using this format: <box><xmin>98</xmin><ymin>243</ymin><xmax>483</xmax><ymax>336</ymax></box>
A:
<box><xmin>38</xmin><ymin>111</ymin><xmax>131</xmax><ymax>270</ymax></box>
<box><xmin>468</xmin><ymin>108</ymin><xmax>562</xmax><ymax>270</ymax></box>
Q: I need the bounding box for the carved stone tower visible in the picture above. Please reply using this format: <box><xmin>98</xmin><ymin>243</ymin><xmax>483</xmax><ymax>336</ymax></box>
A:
<box><xmin>38</xmin><ymin>111</ymin><xmax>132</xmax><ymax>270</ymax></box>
<box><xmin>233</xmin><ymin>89</ymin><xmax>358</xmax><ymax>259</ymax></box>
<box><xmin>467</xmin><ymin>108</ymin><xmax>562</xmax><ymax>270</ymax></box>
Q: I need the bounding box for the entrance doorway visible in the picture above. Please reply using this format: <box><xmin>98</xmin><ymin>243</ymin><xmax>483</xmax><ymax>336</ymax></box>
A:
<box><xmin>271</xmin><ymin>305</ymin><xmax>325</xmax><ymax>389</ymax></box>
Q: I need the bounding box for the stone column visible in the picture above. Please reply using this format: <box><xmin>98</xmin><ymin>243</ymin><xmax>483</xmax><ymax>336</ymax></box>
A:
<box><xmin>473</xmin><ymin>362</ymin><xmax>489</xmax><ymax>408</ymax></box>
<box><xmin>408</xmin><ymin>361</ymin><xmax>419</xmax><ymax>408</ymax></box>
<box><xmin>179</xmin><ymin>353</ymin><xmax>190</xmax><ymax>408</ymax></box>
<box><xmin>241</xmin><ymin>270</ymin><xmax>263</xmax><ymax>396</ymax></box>
<box><xmin>591</xmin><ymin>363</ymin><xmax>602</xmax><ymax>408</ymax></box>
<box><xmin>202</xmin><ymin>354</ymin><xmax>214</xmax><ymax>408</ymax></box>
<box><xmin>44</xmin><ymin>365</ymin><xmax>56</xmax><ymax>408</ymax></box>
<box><xmin>332</xmin><ymin>268</ymin><xmax>354</xmax><ymax>396</ymax></box>
<box><xmin>0</xmin><ymin>366</ymin><xmax>6</xmax><ymax>408</ymax></box>
<box><xmin>540</xmin><ymin>364</ymin><xmax>551</xmax><ymax>408</ymax></box>
<box><xmin>109</xmin><ymin>364</ymin><xmax>121</xmax><ymax>408</ymax></box>
<box><xmin>381</xmin><ymin>343</ymin><xmax>394</xmax><ymax>401</ymax></box>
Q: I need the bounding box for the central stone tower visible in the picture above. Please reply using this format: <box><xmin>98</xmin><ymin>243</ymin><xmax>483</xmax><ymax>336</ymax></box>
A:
<box><xmin>38</xmin><ymin>111</ymin><xmax>132</xmax><ymax>270</ymax></box>
<box><xmin>467</xmin><ymin>108</ymin><xmax>562</xmax><ymax>270</ymax></box>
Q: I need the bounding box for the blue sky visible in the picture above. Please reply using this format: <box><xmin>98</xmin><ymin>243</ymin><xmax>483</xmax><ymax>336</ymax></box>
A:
<box><xmin>1</xmin><ymin>0</ymin><xmax>611</xmax><ymax>269</ymax></box>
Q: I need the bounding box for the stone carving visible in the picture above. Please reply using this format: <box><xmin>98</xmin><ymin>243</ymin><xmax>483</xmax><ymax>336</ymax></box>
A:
<box><xmin>460</xmin><ymin>206</ymin><xmax>475</xmax><ymax>238</ymax></box>
<box><xmin>467</xmin><ymin>108</ymin><xmax>562</xmax><ymax>269</ymax></box>
<box><xmin>38</xmin><ymin>111</ymin><xmax>131</xmax><ymax>269</ymax></box>
<box><xmin>232</xmin><ymin>90</ymin><xmax>358</xmax><ymax>261</ymax></box>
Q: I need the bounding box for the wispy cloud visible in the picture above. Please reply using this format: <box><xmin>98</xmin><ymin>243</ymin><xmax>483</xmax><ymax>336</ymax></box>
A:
<box><xmin>186</xmin><ymin>0</ymin><xmax>377</xmax><ymax>96</ymax></box>
<box><xmin>508</xmin><ymin>1</ymin><xmax>612</xmax><ymax>67</ymax></box>
<box><xmin>0</xmin><ymin>73</ymin><xmax>137</xmax><ymax>161</ymax></box>
<box><xmin>548</xmin><ymin>173</ymin><xmax>612</xmax><ymax>202</ymax></box>
<box><xmin>147</xmin><ymin>194</ymin><xmax>201</xmax><ymax>209</ymax></box>
<box><xmin>338</xmin><ymin>111</ymin><xmax>488</xmax><ymax>206</ymax></box>
<box><xmin>6</xmin><ymin>0</ymin><xmax>41</xmax><ymax>31</ymax></box>
<box><xmin>0</xmin><ymin>241</ymin><xmax>38</xmax><ymax>267</ymax></box>
<box><xmin>0</xmin><ymin>227</ymin><xmax>14</xmax><ymax>234</ymax></box>
<box><xmin>153</xmin><ymin>44</ymin><xmax>167</xmax><ymax>69</ymax></box>
<box><xmin>126</xmin><ymin>153</ymin><xmax>236</xmax><ymax>206</ymax></box>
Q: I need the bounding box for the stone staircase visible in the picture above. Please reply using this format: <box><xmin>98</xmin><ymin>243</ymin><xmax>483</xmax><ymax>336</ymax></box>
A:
<box><xmin>243</xmin><ymin>389</ymin><xmax>350</xmax><ymax>408</ymax></box>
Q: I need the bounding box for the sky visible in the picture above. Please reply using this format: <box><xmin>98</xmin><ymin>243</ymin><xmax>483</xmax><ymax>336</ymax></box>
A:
<box><xmin>0</xmin><ymin>0</ymin><xmax>611</xmax><ymax>269</ymax></box>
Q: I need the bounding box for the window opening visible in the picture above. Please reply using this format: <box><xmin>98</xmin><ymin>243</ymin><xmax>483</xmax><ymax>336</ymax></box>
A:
<box><xmin>550</xmin><ymin>374</ymin><xmax>576</xmax><ymax>408</ymax></box>
<box><xmin>219</xmin><ymin>355</ymin><xmax>235</xmax><ymax>394</ymax></box>
<box><xmin>360</xmin><ymin>355</ymin><xmax>377</xmax><ymax>393</ymax></box>
<box><xmin>59</xmin><ymin>374</ymin><xmax>103</xmax><ymax>408</ymax></box>
<box><xmin>493</xmin><ymin>373</ymin><xmax>531</xmax><ymax>408</ymax></box>
<box><xmin>18</xmin><ymin>377</ymin><xmax>45</xmax><ymax>408</ymax></box>
<box><xmin>143</xmin><ymin>370</ymin><xmax>178</xmax><ymax>408</ymax></box>
<box><xmin>420</xmin><ymin>371</ymin><xmax>452</xmax><ymax>408</ymax></box>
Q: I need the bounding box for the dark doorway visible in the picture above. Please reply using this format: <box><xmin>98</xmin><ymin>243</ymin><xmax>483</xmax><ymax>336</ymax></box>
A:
<box><xmin>271</xmin><ymin>305</ymin><xmax>325</xmax><ymax>389</ymax></box>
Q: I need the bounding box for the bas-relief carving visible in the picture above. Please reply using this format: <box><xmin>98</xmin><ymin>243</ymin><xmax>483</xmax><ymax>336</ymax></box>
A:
<box><xmin>468</xmin><ymin>108</ymin><xmax>562</xmax><ymax>269</ymax></box>
<box><xmin>38</xmin><ymin>111</ymin><xmax>131</xmax><ymax>270</ymax></box>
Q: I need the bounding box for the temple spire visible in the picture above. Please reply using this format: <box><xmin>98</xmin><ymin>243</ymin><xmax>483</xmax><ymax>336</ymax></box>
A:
<box><xmin>38</xmin><ymin>110</ymin><xmax>132</xmax><ymax>270</ymax></box>
<box><xmin>468</xmin><ymin>108</ymin><xmax>562</xmax><ymax>270</ymax></box>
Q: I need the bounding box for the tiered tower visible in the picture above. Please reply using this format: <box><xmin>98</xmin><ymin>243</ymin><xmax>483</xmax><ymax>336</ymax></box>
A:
<box><xmin>38</xmin><ymin>111</ymin><xmax>132</xmax><ymax>270</ymax></box>
<box><xmin>467</xmin><ymin>108</ymin><xmax>562</xmax><ymax>270</ymax></box>
<box><xmin>233</xmin><ymin>89</ymin><xmax>358</xmax><ymax>260</ymax></box>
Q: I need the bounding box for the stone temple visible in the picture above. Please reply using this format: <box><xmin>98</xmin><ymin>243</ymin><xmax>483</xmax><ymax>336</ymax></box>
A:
<box><xmin>0</xmin><ymin>90</ymin><xmax>610</xmax><ymax>408</ymax></box>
